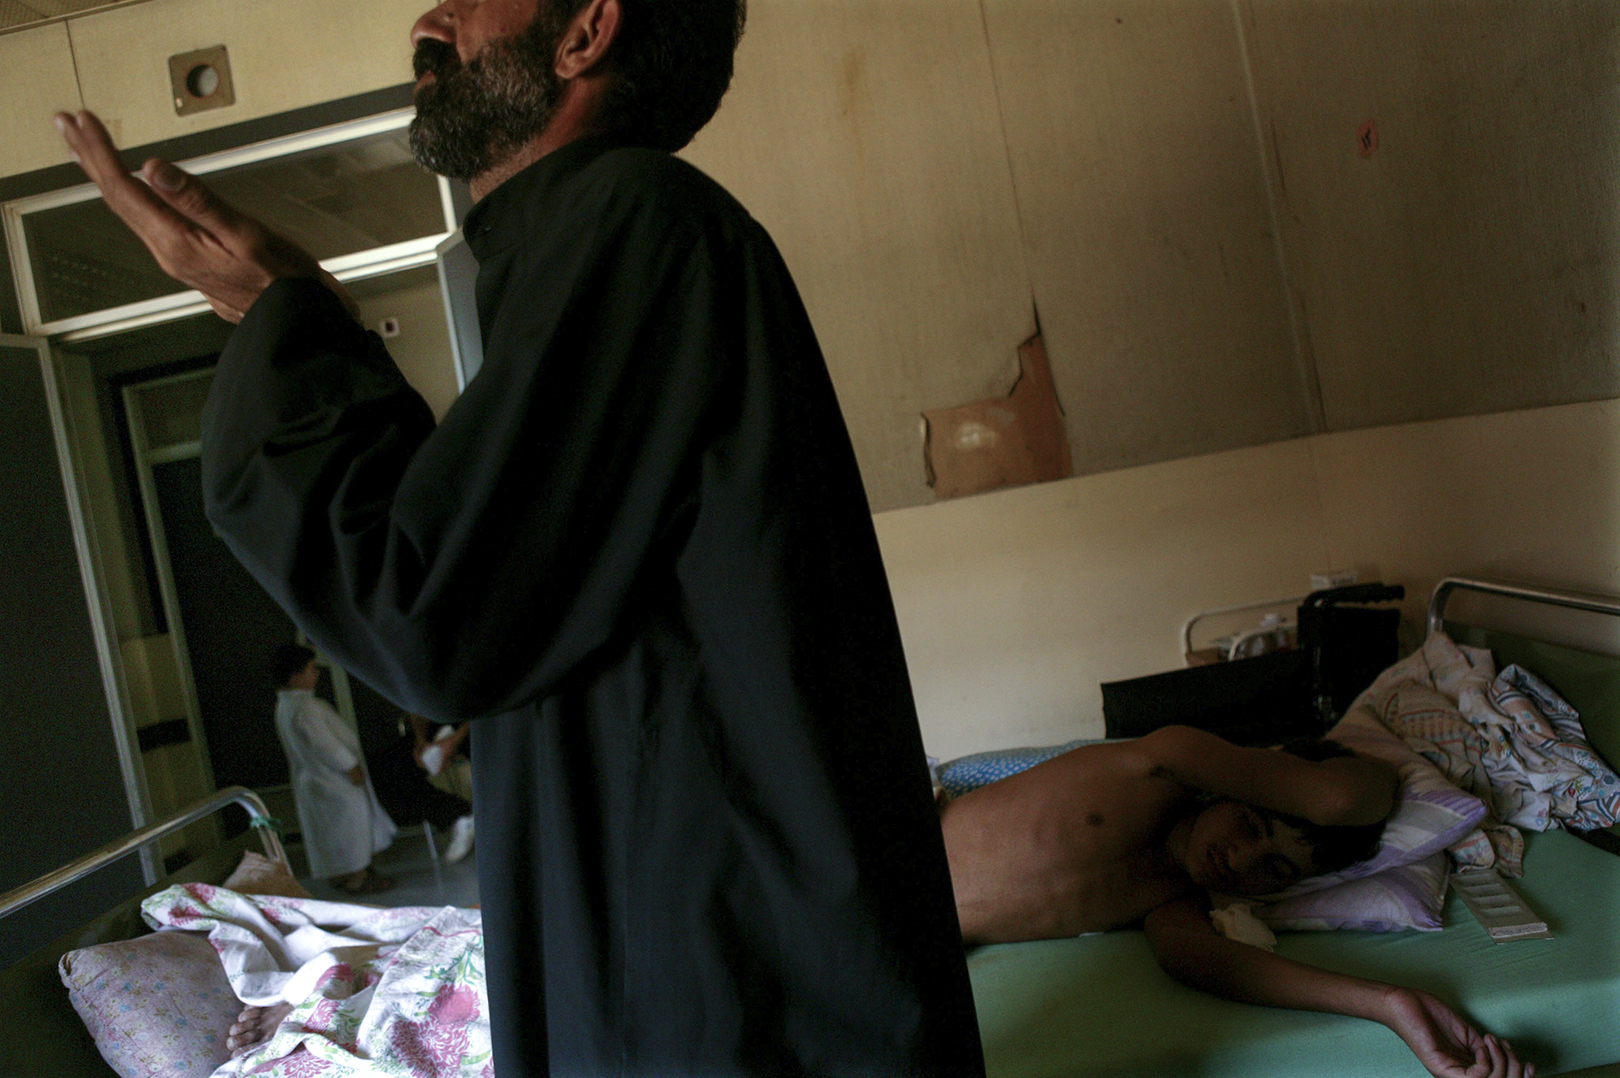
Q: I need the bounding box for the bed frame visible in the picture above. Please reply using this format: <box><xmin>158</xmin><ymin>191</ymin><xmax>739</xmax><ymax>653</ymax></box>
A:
<box><xmin>0</xmin><ymin>786</ymin><xmax>285</xmax><ymax>1078</ymax></box>
<box><xmin>969</xmin><ymin>576</ymin><xmax>1620</xmax><ymax>1078</ymax></box>
<box><xmin>5</xmin><ymin>577</ymin><xmax>1618</xmax><ymax>1078</ymax></box>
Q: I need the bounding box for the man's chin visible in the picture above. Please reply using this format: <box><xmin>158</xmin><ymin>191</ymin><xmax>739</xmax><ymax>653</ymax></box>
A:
<box><xmin>406</xmin><ymin>126</ymin><xmax>468</xmax><ymax>181</ymax></box>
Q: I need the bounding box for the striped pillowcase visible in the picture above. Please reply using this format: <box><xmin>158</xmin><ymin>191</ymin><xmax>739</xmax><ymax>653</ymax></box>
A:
<box><xmin>1256</xmin><ymin>851</ymin><xmax>1450</xmax><ymax>932</ymax></box>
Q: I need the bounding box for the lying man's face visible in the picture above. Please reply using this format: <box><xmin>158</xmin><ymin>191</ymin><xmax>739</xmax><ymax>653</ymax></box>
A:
<box><xmin>1180</xmin><ymin>799</ymin><xmax>1316</xmax><ymax>896</ymax></box>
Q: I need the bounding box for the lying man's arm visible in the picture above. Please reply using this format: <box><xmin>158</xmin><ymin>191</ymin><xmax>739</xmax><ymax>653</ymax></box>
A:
<box><xmin>1133</xmin><ymin>724</ymin><xmax>1397</xmax><ymax>826</ymax></box>
<box><xmin>1144</xmin><ymin>897</ymin><xmax>1531</xmax><ymax>1078</ymax></box>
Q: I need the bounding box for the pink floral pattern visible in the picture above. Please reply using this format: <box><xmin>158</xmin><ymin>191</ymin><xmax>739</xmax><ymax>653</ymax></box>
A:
<box><xmin>251</xmin><ymin>1046</ymin><xmax>331</xmax><ymax>1077</ymax></box>
<box><xmin>428</xmin><ymin>985</ymin><xmax>479</xmax><ymax>1026</ymax></box>
<box><xmin>303</xmin><ymin>997</ymin><xmax>341</xmax><ymax>1032</ymax></box>
<box><xmin>280</xmin><ymin>1048</ymin><xmax>332</xmax><ymax>1077</ymax></box>
<box><xmin>392</xmin><ymin>1014</ymin><xmax>472</xmax><ymax>1078</ymax></box>
<box><xmin>315</xmin><ymin>963</ymin><xmax>354</xmax><ymax>991</ymax></box>
<box><xmin>166</xmin><ymin>903</ymin><xmax>204</xmax><ymax>926</ymax></box>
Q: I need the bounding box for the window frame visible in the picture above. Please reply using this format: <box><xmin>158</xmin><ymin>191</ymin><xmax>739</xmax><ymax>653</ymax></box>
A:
<box><xmin>3</xmin><ymin>106</ymin><xmax>455</xmax><ymax>342</ymax></box>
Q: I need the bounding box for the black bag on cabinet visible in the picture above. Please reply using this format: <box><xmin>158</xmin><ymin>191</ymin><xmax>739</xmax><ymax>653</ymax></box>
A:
<box><xmin>1101</xmin><ymin>583</ymin><xmax>1405</xmax><ymax>746</ymax></box>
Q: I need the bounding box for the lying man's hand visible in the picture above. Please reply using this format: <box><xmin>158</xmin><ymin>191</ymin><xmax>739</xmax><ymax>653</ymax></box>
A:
<box><xmin>53</xmin><ymin>110</ymin><xmax>359</xmax><ymax>324</ymax></box>
<box><xmin>1382</xmin><ymin>987</ymin><xmax>1532</xmax><ymax>1078</ymax></box>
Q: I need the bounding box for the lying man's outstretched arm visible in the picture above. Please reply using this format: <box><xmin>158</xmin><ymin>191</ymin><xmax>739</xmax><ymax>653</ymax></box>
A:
<box><xmin>1144</xmin><ymin>897</ymin><xmax>1532</xmax><ymax>1078</ymax></box>
<box><xmin>1133</xmin><ymin>724</ymin><xmax>1398</xmax><ymax>827</ymax></box>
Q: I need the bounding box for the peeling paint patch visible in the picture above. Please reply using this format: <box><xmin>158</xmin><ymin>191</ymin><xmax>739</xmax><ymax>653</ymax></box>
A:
<box><xmin>953</xmin><ymin>419</ymin><xmax>1001</xmax><ymax>451</ymax></box>
<box><xmin>922</xmin><ymin>332</ymin><xmax>1073</xmax><ymax>500</ymax></box>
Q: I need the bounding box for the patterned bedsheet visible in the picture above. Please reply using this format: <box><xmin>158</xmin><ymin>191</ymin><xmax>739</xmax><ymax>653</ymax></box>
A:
<box><xmin>141</xmin><ymin>884</ymin><xmax>490</xmax><ymax>1078</ymax></box>
<box><xmin>1360</xmin><ymin>632</ymin><xmax>1620</xmax><ymax>875</ymax></box>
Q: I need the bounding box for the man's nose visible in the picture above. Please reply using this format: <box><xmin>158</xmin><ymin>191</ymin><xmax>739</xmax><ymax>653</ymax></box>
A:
<box><xmin>412</xmin><ymin>2</ymin><xmax>456</xmax><ymax>49</ymax></box>
<box><xmin>1228</xmin><ymin>838</ymin><xmax>1262</xmax><ymax>871</ymax></box>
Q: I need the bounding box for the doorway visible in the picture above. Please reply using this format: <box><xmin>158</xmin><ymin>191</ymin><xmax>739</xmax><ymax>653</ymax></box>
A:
<box><xmin>99</xmin><ymin>263</ymin><xmax>459</xmax><ymax>850</ymax></box>
<box><xmin>5</xmin><ymin>106</ymin><xmax>466</xmax><ymax>868</ymax></box>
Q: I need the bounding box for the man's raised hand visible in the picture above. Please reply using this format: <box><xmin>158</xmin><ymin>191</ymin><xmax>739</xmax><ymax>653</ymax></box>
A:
<box><xmin>53</xmin><ymin>109</ymin><xmax>359</xmax><ymax>324</ymax></box>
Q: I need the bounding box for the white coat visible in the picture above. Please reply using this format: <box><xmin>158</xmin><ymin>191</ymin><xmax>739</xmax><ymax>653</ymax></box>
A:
<box><xmin>273</xmin><ymin>688</ymin><xmax>397</xmax><ymax>878</ymax></box>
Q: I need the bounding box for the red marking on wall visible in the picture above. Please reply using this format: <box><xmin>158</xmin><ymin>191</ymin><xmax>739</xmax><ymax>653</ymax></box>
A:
<box><xmin>1358</xmin><ymin>119</ymin><xmax>1379</xmax><ymax>158</ymax></box>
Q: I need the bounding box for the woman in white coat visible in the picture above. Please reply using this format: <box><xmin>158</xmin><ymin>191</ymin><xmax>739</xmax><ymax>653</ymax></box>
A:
<box><xmin>272</xmin><ymin>644</ymin><xmax>397</xmax><ymax>893</ymax></box>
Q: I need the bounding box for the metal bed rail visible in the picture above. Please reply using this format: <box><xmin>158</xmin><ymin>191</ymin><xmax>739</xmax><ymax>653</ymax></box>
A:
<box><xmin>1180</xmin><ymin>593</ymin><xmax>1307</xmax><ymax>658</ymax></box>
<box><xmin>0</xmin><ymin>785</ymin><xmax>285</xmax><ymax>922</ymax></box>
<box><xmin>1428</xmin><ymin>576</ymin><xmax>1620</xmax><ymax>637</ymax></box>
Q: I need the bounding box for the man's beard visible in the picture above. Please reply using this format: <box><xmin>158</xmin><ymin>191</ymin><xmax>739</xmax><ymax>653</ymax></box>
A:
<box><xmin>409</xmin><ymin>18</ymin><xmax>565</xmax><ymax>182</ymax></box>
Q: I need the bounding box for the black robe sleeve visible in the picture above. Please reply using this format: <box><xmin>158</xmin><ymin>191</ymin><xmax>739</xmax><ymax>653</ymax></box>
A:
<box><xmin>202</xmin><ymin>188</ymin><xmax>734</xmax><ymax>721</ymax></box>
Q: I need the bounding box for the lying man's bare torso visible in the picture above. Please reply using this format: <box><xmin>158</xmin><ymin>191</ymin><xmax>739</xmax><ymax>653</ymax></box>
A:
<box><xmin>939</xmin><ymin>732</ymin><xmax>1334</xmax><ymax>944</ymax></box>
<box><xmin>940</xmin><ymin>742</ymin><xmax>1200</xmax><ymax>943</ymax></box>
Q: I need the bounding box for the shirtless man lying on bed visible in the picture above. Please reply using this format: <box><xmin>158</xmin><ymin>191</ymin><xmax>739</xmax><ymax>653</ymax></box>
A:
<box><xmin>939</xmin><ymin>725</ymin><xmax>1533</xmax><ymax>1078</ymax></box>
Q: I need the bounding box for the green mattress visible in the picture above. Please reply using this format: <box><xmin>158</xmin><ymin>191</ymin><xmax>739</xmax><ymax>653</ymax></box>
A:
<box><xmin>970</xmin><ymin>829</ymin><xmax>1619</xmax><ymax>1077</ymax></box>
<box><xmin>971</xmin><ymin>625</ymin><xmax>1620</xmax><ymax>1078</ymax></box>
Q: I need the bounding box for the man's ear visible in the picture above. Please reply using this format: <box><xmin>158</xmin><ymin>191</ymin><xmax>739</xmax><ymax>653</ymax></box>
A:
<box><xmin>555</xmin><ymin>0</ymin><xmax>621</xmax><ymax>80</ymax></box>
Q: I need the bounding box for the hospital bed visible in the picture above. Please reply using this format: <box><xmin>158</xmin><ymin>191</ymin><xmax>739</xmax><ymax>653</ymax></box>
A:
<box><xmin>0</xmin><ymin>787</ymin><xmax>286</xmax><ymax>1077</ymax></box>
<box><xmin>969</xmin><ymin>576</ymin><xmax>1620</xmax><ymax>1078</ymax></box>
<box><xmin>4</xmin><ymin>576</ymin><xmax>1618</xmax><ymax>1077</ymax></box>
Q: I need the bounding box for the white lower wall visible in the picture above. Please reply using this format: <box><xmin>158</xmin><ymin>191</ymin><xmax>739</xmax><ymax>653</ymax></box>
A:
<box><xmin>876</xmin><ymin>398</ymin><xmax>1620</xmax><ymax>760</ymax></box>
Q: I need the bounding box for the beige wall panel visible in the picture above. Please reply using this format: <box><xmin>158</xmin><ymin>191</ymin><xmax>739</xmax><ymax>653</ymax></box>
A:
<box><xmin>875</xmin><ymin>438</ymin><xmax>1330</xmax><ymax>759</ymax></box>
<box><xmin>69</xmin><ymin>0</ymin><xmax>422</xmax><ymax>151</ymax></box>
<box><xmin>1248</xmin><ymin>0</ymin><xmax>1620</xmax><ymax>430</ymax></box>
<box><xmin>118</xmin><ymin>635</ymin><xmax>160</xmax><ymax>725</ymax></box>
<box><xmin>0</xmin><ymin>22</ymin><xmax>83</xmax><ymax>178</ymax></box>
<box><xmin>1311</xmin><ymin>398</ymin><xmax>1620</xmax><ymax>652</ymax></box>
<box><xmin>355</xmin><ymin>279</ymin><xmax>457</xmax><ymax>422</ymax></box>
<box><xmin>980</xmin><ymin>0</ymin><xmax>1308</xmax><ymax>475</ymax></box>
<box><xmin>682</xmin><ymin>0</ymin><xmax>1034</xmax><ymax>512</ymax></box>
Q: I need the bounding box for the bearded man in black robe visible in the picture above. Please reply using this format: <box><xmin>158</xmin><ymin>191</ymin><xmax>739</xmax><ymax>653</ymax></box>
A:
<box><xmin>57</xmin><ymin>0</ymin><xmax>984</xmax><ymax>1073</ymax></box>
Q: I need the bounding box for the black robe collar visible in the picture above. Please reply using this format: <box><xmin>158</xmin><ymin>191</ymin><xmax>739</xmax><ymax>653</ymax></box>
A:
<box><xmin>461</xmin><ymin>133</ymin><xmax>633</xmax><ymax>260</ymax></box>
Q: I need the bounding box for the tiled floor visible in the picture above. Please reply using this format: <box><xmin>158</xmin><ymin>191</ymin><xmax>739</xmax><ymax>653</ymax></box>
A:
<box><xmin>285</xmin><ymin>825</ymin><xmax>480</xmax><ymax>909</ymax></box>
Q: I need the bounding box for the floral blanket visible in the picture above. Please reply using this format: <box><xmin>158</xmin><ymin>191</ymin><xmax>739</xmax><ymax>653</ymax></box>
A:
<box><xmin>141</xmin><ymin>884</ymin><xmax>490</xmax><ymax>1078</ymax></box>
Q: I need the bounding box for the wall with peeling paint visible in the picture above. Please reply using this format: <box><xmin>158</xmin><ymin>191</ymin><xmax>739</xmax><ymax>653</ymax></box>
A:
<box><xmin>877</xmin><ymin>396</ymin><xmax>1620</xmax><ymax>760</ymax></box>
<box><xmin>691</xmin><ymin>0</ymin><xmax>1620</xmax><ymax>512</ymax></box>
<box><xmin>11</xmin><ymin>0</ymin><xmax>1613</xmax><ymax>513</ymax></box>
<box><xmin>4</xmin><ymin>0</ymin><xmax>1617</xmax><ymax>763</ymax></box>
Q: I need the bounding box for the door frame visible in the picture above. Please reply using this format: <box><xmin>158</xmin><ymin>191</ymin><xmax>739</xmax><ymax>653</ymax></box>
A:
<box><xmin>121</xmin><ymin>367</ymin><xmax>217</xmax><ymax>795</ymax></box>
<box><xmin>1</xmin><ymin>332</ymin><xmax>155</xmax><ymax>883</ymax></box>
<box><xmin>122</xmin><ymin>366</ymin><xmax>368</xmax><ymax>783</ymax></box>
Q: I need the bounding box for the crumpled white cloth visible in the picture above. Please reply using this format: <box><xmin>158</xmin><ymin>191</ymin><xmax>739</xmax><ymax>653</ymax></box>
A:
<box><xmin>142</xmin><ymin>883</ymin><xmax>490</xmax><ymax>1078</ymax></box>
<box><xmin>1353</xmin><ymin>632</ymin><xmax>1620</xmax><ymax>875</ymax></box>
<box><xmin>1209</xmin><ymin>903</ymin><xmax>1278</xmax><ymax>951</ymax></box>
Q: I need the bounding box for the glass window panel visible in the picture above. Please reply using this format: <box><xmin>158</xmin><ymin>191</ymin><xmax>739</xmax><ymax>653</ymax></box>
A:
<box><xmin>209</xmin><ymin>129</ymin><xmax>443</xmax><ymax>259</ymax></box>
<box><xmin>19</xmin><ymin>126</ymin><xmax>444</xmax><ymax>326</ymax></box>
<box><xmin>23</xmin><ymin>197</ymin><xmax>174</xmax><ymax>324</ymax></box>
